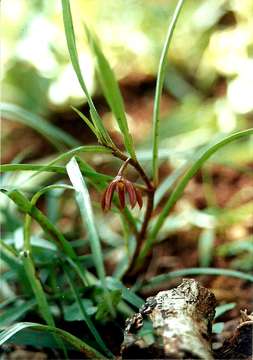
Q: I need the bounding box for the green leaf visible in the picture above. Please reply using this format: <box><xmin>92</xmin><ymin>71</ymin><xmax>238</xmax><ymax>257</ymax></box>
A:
<box><xmin>154</xmin><ymin>163</ymin><xmax>187</xmax><ymax>207</ymax></box>
<box><xmin>3</xmin><ymin>328</ymin><xmax>60</xmax><ymax>349</ymax></box>
<box><xmin>0</xmin><ymin>300</ymin><xmax>36</xmax><ymax>326</ymax></box>
<box><xmin>63</xmin><ymin>300</ymin><xmax>96</xmax><ymax>321</ymax></box>
<box><xmin>96</xmin><ymin>290</ymin><xmax>121</xmax><ymax>321</ymax></box>
<box><xmin>66</xmin><ymin>157</ymin><xmax>114</xmax><ymax>316</ymax></box>
<box><xmin>198</xmin><ymin>228</ymin><xmax>215</xmax><ymax>267</ymax></box>
<box><xmin>215</xmin><ymin>303</ymin><xmax>236</xmax><ymax>319</ymax></box>
<box><xmin>152</xmin><ymin>0</ymin><xmax>186</xmax><ymax>185</ymax></box>
<box><xmin>71</xmin><ymin>106</ymin><xmax>99</xmax><ymax>138</ymax></box>
<box><xmin>0</xmin><ymin>162</ymin><xmax>112</xmax><ymax>186</ymax></box>
<box><xmin>13</xmin><ymin>144</ymin><xmax>111</xmax><ymax>188</ymax></box>
<box><xmin>212</xmin><ymin>322</ymin><xmax>224</xmax><ymax>334</ymax></box>
<box><xmin>0</xmin><ymin>322</ymin><xmax>104</xmax><ymax>359</ymax></box>
<box><xmin>85</xmin><ymin>27</ymin><xmax>136</xmax><ymax>160</ymax></box>
<box><xmin>105</xmin><ymin>277</ymin><xmax>144</xmax><ymax>308</ymax></box>
<box><xmin>141</xmin><ymin>267</ymin><xmax>253</xmax><ymax>291</ymax></box>
<box><xmin>63</xmin><ymin>263</ymin><xmax>113</xmax><ymax>358</ymax></box>
<box><xmin>0</xmin><ymin>103</ymin><xmax>80</xmax><ymax>150</ymax></box>
<box><xmin>61</xmin><ymin>0</ymin><xmax>112</xmax><ymax>145</ymax></box>
<box><xmin>138</xmin><ymin>128</ymin><xmax>253</xmax><ymax>265</ymax></box>
<box><xmin>18</xmin><ymin>251</ymin><xmax>67</xmax><ymax>357</ymax></box>
<box><xmin>217</xmin><ymin>237</ymin><xmax>253</xmax><ymax>257</ymax></box>
<box><xmin>20</xmin><ymin>251</ymin><xmax>55</xmax><ymax>327</ymax></box>
<box><xmin>1</xmin><ymin>189</ymin><xmax>76</xmax><ymax>258</ymax></box>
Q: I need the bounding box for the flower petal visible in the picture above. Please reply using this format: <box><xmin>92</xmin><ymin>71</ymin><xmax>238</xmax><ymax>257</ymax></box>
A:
<box><xmin>135</xmin><ymin>188</ymin><xmax>143</xmax><ymax>209</ymax></box>
<box><xmin>125</xmin><ymin>180</ymin><xmax>137</xmax><ymax>208</ymax></box>
<box><xmin>102</xmin><ymin>181</ymin><xmax>117</xmax><ymax>211</ymax></box>
<box><xmin>116</xmin><ymin>181</ymin><xmax>126</xmax><ymax>209</ymax></box>
<box><xmin>101</xmin><ymin>189</ymin><xmax>107</xmax><ymax>211</ymax></box>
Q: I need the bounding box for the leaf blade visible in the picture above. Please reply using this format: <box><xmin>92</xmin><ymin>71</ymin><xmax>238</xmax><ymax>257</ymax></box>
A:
<box><xmin>138</xmin><ymin>128</ymin><xmax>253</xmax><ymax>265</ymax></box>
<box><xmin>0</xmin><ymin>322</ymin><xmax>104</xmax><ymax>359</ymax></box>
<box><xmin>61</xmin><ymin>0</ymin><xmax>112</xmax><ymax>145</ymax></box>
<box><xmin>152</xmin><ymin>0</ymin><xmax>186</xmax><ymax>185</ymax></box>
<box><xmin>85</xmin><ymin>27</ymin><xmax>136</xmax><ymax>160</ymax></box>
<box><xmin>66</xmin><ymin>157</ymin><xmax>114</xmax><ymax>315</ymax></box>
<box><xmin>1</xmin><ymin>103</ymin><xmax>80</xmax><ymax>150</ymax></box>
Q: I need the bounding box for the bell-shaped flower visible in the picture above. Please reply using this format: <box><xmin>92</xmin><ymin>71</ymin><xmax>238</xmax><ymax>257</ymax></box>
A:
<box><xmin>101</xmin><ymin>175</ymin><xmax>143</xmax><ymax>211</ymax></box>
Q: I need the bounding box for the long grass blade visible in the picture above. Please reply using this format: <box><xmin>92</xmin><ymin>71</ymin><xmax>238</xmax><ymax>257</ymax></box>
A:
<box><xmin>61</xmin><ymin>0</ymin><xmax>113</xmax><ymax>145</ymax></box>
<box><xmin>0</xmin><ymin>163</ymin><xmax>112</xmax><ymax>184</ymax></box>
<box><xmin>1</xmin><ymin>189</ymin><xmax>76</xmax><ymax>259</ymax></box>
<box><xmin>63</xmin><ymin>264</ymin><xmax>113</xmax><ymax>358</ymax></box>
<box><xmin>20</xmin><ymin>251</ymin><xmax>55</xmax><ymax>327</ymax></box>
<box><xmin>1</xmin><ymin>103</ymin><xmax>80</xmax><ymax>150</ymax></box>
<box><xmin>142</xmin><ymin>267</ymin><xmax>253</xmax><ymax>291</ymax></box>
<box><xmin>138</xmin><ymin>128</ymin><xmax>253</xmax><ymax>264</ymax></box>
<box><xmin>0</xmin><ymin>322</ymin><xmax>105</xmax><ymax>359</ymax></box>
<box><xmin>0</xmin><ymin>300</ymin><xmax>36</xmax><ymax>326</ymax></box>
<box><xmin>152</xmin><ymin>0</ymin><xmax>186</xmax><ymax>185</ymax></box>
<box><xmin>19</xmin><ymin>251</ymin><xmax>67</xmax><ymax>357</ymax></box>
<box><xmin>7</xmin><ymin>144</ymin><xmax>111</xmax><ymax>188</ymax></box>
<box><xmin>66</xmin><ymin>157</ymin><xmax>114</xmax><ymax>315</ymax></box>
<box><xmin>85</xmin><ymin>27</ymin><xmax>136</xmax><ymax>160</ymax></box>
<box><xmin>71</xmin><ymin>106</ymin><xmax>99</xmax><ymax>137</ymax></box>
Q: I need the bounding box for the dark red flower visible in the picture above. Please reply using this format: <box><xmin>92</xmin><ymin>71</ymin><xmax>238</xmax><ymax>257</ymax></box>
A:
<box><xmin>101</xmin><ymin>175</ymin><xmax>143</xmax><ymax>211</ymax></box>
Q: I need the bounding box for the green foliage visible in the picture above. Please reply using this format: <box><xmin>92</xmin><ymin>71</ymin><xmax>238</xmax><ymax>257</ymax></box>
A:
<box><xmin>0</xmin><ymin>323</ymin><xmax>104</xmax><ymax>359</ymax></box>
<box><xmin>1</xmin><ymin>103</ymin><xmax>80</xmax><ymax>150</ymax></box>
<box><xmin>152</xmin><ymin>0</ymin><xmax>186</xmax><ymax>185</ymax></box>
<box><xmin>1</xmin><ymin>0</ymin><xmax>253</xmax><ymax>357</ymax></box>
<box><xmin>66</xmin><ymin>157</ymin><xmax>113</xmax><ymax>315</ymax></box>
<box><xmin>61</xmin><ymin>0</ymin><xmax>113</xmax><ymax>146</ymax></box>
<box><xmin>85</xmin><ymin>27</ymin><xmax>137</xmax><ymax>160</ymax></box>
<box><xmin>141</xmin><ymin>268</ymin><xmax>253</xmax><ymax>292</ymax></box>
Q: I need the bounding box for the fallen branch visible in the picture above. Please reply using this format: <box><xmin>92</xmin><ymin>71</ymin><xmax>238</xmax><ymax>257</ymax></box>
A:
<box><xmin>215</xmin><ymin>310</ymin><xmax>253</xmax><ymax>359</ymax></box>
<box><xmin>121</xmin><ymin>279</ymin><xmax>216</xmax><ymax>359</ymax></box>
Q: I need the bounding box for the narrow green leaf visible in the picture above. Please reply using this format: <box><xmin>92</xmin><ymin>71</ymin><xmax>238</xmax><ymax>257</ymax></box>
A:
<box><xmin>142</xmin><ymin>267</ymin><xmax>253</xmax><ymax>291</ymax></box>
<box><xmin>61</xmin><ymin>0</ymin><xmax>113</xmax><ymax>145</ymax></box>
<box><xmin>1</xmin><ymin>103</ymin><xmax>80</xmax><ymax>150</ymax></box>
<box><xmin>105</xmin><ymin>277</ymin><xmax>144</xmax><ymax>308</ymax></box>
<box><xmin>1</xmin><ymin>189</ymin><xmax>76</xmax><ymax>259</ymax></box>
<box><xmin>0</xmin><ymin>300</ymin><xmax>36</xmax><ymax>326</ymax></box>
<box><xmin>198</xmin><ymin>228</ymin><xmax>215</xmax><ymax>267</ymax></box>
<box><xmin>0</xmin><ymin>163</ymin><xmax>112</xmax><ymax>186</ymax></box>
<box><xmin>63</xmin><ymin>263</ymin><xmax>113</xmax><ymax>358</ymax></box>
<box><xmin>85</xmin><ymin>27</ymin><xmax>136</xmax><ymax>160</ymax></box>
<box><xmin>3</xmin><ymin>328</ymin><xmax>60</xmax><ymax>349</ymax></box>
<box><xmin>215</xmin><ymin>303</ymin><xmax>236</xmax><ymax>319</ymax></box>
<box><xmin>152</xmin><ymin>0</ymin><xmax>186</xmax><ymax>185</ymax></box>
<box><xmin>15</xmin><ymin>144</ymin><xmax>111</xmax><ymax>188</ymax></box>
<box><xmin>66</xmin><ymin>157</ymin><xmax>114</xmax><ymax>315</ymax></box>
<box><xmin>66</xmin><ymin>157</ymin><xmax>107</xmax><ymax>278</ymax></box>
<box><xmin>20</xmin><ymin>251</ymin><xmax>67</xmax><ymax>356</ymax></box>
<box><xmin>71</xmin><ymin>106</ymin><xmax>99</xmax><ymax>138</ymax></box>
<box><xmin>20</xmin><ymin>252</ymin><xmax>55</xmax><ymax>327</ymax></box>
<box><xmin>154</xmin><ymin>163</ymin><xmax>187</xmax><ymax>207</ymax></box>
<box><xmin>0</xmin><ymin>322</ymin><xmax>105</xmax><ymax>359</ymax></box>
<box><xmin>138</xmin><ymin>129</ymin><xmax>253</xmax><ymax>264</ymax></box>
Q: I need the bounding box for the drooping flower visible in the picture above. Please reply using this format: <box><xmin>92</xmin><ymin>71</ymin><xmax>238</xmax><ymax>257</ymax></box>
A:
<box><xmin>101</xmin><ymin>175</ymin><xmax>143</xmax><ymax>211</ymax></box>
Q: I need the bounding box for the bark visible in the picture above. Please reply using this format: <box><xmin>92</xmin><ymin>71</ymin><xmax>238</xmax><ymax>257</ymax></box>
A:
<box><xmin>215</xmin><ymin>310</ymin><xmax>253</xmax><ymax>359</ymax></box>
<box><xmin>121</xmin><ymin>279</ymin><xmax>216</xmax><ymax>359</ymax></box>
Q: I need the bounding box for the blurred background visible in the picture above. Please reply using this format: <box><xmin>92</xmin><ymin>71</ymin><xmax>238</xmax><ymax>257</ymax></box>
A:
<box><xmin>1</xmin><ymin>0</ymin><xmax>253</xmax><ymax>279</ymax></box>
<box><xmin>2</xmin><ymin>0</ymin><xmax>253</xmax><ymax>155</ymax></box>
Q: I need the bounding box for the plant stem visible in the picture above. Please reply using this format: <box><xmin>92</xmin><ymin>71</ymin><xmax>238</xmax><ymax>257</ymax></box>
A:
<box><xmin>106</xmin><ymin>146</ymin><xmax>155</xmax><ymax>274</ymax></box>
<box><xmin>109</xmin><ymin>146</ymin><xmax>153</xmax><ymax>191</ymax></box>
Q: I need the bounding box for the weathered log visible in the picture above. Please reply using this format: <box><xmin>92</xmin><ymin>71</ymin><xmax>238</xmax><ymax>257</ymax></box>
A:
<box><xmin>215</xmin><ymin>310</ymin><xmax>253</xmax><ymax>359</ymax></box>
<box><xmin>121</xmin><ymin>279</ymin><xmax>216</xmax><ymax>359</ymax></box>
